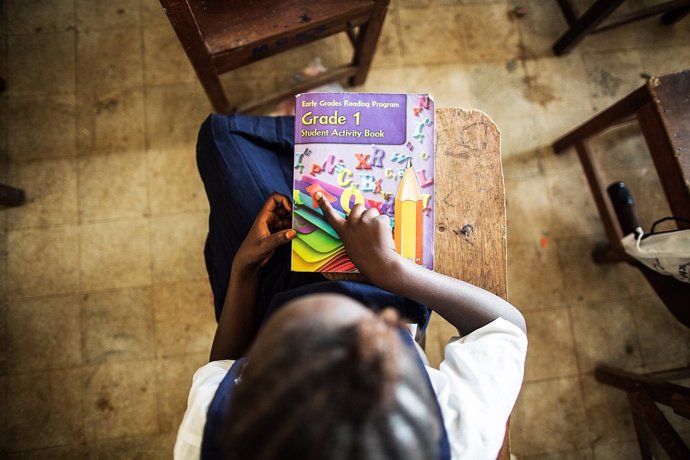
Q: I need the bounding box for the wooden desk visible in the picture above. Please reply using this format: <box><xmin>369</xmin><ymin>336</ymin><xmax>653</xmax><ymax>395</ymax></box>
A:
<box><xmin>328</xmin><ymin>108</ymin><xmax>511</xmax><ymax>458</ymax></box>
<box><xmin>435</xmin><ymin>108</ymin><xmax>510</xmax><ymax>460</ymax></box>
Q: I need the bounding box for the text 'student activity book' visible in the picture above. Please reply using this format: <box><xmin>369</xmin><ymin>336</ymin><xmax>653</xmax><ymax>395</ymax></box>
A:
<box><xmin>292</xmin><ymin>92</ymin><xmax>435</xmax><ymax>273</ymax></box>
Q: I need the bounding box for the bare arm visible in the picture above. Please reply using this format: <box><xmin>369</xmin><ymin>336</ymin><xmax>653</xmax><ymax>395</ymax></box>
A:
<box><xmin>209</xmin><ymin>193</ymin><xmax>296</xmax><ymax>361</ymax></box>
<box><xmin>316</xmin><ymin>193</ymin><xmax>526</xmax><ymax>335</ymax></box>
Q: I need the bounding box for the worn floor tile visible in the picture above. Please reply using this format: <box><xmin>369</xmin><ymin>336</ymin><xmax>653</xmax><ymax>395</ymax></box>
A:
<box><xmin>505</xmin><ymin>175</ymin><xmax>554</xmax><ymax>244</ymax></box>
<box><xmin>581</xmin><ymin>374</ymin><xmax>637</xmax><ymax>447</ymax></box>
<box><xmin>404</xmin><ymin>64</ymin><xmax>473</xmax><ymax>107</ymax></box>
<box><xmin>81</xmin><ymin>288</ymin><xmax>155</xmax><ymax>365</ymax></box>
<box><xmin>144</xmin><ymin>83</ymin><xmax>210</xmax><ymax>150</ymax></box>
<box><xmin>152</xmin><ymin>280</ymin><xmax>215</xmax><ymax>357</ymax></box>
<box><xmin>75</xmin><ymin>0</ymin><xmax>141</xmax><ymax>29</ymax></box>
<box><xmin>81</xmin><ymin>435</ymin><xmax>168</xmax><ymax>459</ymax></box>
<box><xmin>77</xmin><ymin>151</ymin><xmax>148</xmax><ymax>221</ymax></box>
<box><xmin>522</xmin><ymin>448</ymin><xmax>594</xmax><ymax>460</ymax></box>
<box><xmin>398</xmin><ymin>6</ymin><xmax>463</xmax><ymax>65</ymax></box>
<box><xmin>570</xmin><ymin>299</ymin><xmax>643</xmax><ymax>374</ymax></box>
<box><xmin>76</xmin><ymin>28</ymin><xmax>143</xmax><ymax>93</ymax></box>
<box><xmin>458</xmin><ymin>3</ymin><xmax>520</xmax><ymax>63</ymax></box>
<box><xmin>142</xmin><ymin>0</ymin><xmax>170</xmax><ymax>25</ymax></box>
<box><xmin>556</xmin><ymin>238</ymin><xmax>643</xmax><ymax>303</ymax></box>
<box><xmin>151</xmin><ymin>213</ymin><xmax>207</xmax><ymax>283</ymax></box>
<box><xmin>592</xmin><ymin>441</ymin><xmax>642</xmax><ymax>460</ymax></box>
<box><xmin>499</xmin><ymin>116</ymin><xmax>541</xmax><ymax>161</ymax></box>
<box><xmin>512</xmin><ymin>377</ymin><xmax>591</xmax><ymax>456</ymax></box>
<box><xmin>581</xmin><ymin>50</ymin><xmax>645</xmax><ymax>112</ymax></box>
<box><xmin>3</xmin><ymin>0</ymin><xmax>75</xmax><ymax>34</ymax></box>
<box><xmin>147</xmin><ymin>146</ymin><xmax>209</xmax><ymax>215</ymax></box>
<box><xmin>7</xmin><ymin>32</ymin><xmax>75</xmax><ymax>96</ymax></box>
<box><xmin>631</xmin><ymin>295</ymin><xmax>690</xmax><ymax>367</ymax></box>
<box><xmin>424</xmin><ymin>314</ymin><xmax>458</xmax><ymax>369</ymax></box>
<box><xmin>76</xmin><ymin>87</ymin><xmax>146</xmax><ymax>155</ymax></box>
<box><xmin>523</xmin><ymin>308</ymin><xmax>579</xmax><ymax>381</ymax></box>
<box><xmin>5</xmin><ymin>369</ymin><xmax>84</xmax><ymax>451</ymax></box>
<box><xmin>82</xmin><ymin>360</ymin><xmax>158</xmax><ymax>441</ymax></box>
<box><xmin>638</xmin><ymin>45</ymin><xmax>690</xmax><ymax>77</ymax></box>
<box><xmin>156</xmin><ymin>353</ymin><xmax>207</xmax><ymax>434</ymax></box>
<box><xmin>545</xmin><ymin>170</ymin><xmax>605</xmax><ymax>239</ymax></box>
<box><xmin>507</xmin><ymin>240</ymin><xmax>566</xmax><ymax>311</ymax></box>
<box><xmin>7</xmin><ymin>295</ymin><xmax>81</xmax><ymax>373</ymax></box>
<box><xmin>6</xmin><ymin>158</ymin><xmax>78</xmax><ymax>229</ymax></box>
<box><xmin>0</xmin><ymin>300</ymin><xmax>6</xmax><ymax>376</ymax></box>
<box><xmin>7</xmin><ymin>95</ymin><xmax>77</xmax><ymax>161</ymax></box>
<box><xmin>369</xmin><ymin>6</ymin><xmax>403</xmax><ymax>68</ymax></box>
<box><xmin>532</xmin><ymin>109</ymin><xmax>596</xmax><ymax>159</ymax></box>
<box><xmin>80</xmin><ymin>219</ymin><xmax>151</xmax><ymax>291</ymax></box>
<box><xmin>463</xmin><ymin>61</ymin><xmax>537</xmax><ymax>126</ymax></box>
<box><xmin>5</xmin><ymin>445</ymin><xmax>77</xmax><ymax>459</ymax></box>
<box><xmin>143</xmin><ymin>24</ymin><xmax>196</xmax><ymax>86</ymax></box>
<box><xmin>523</xmin><ymin>54</ymin><xmax>593</xmax><ymax>115</ymax></box>
<box><xmin>7</xmin><ymin>225</ymin><xmax>79</xmax><ymax>298</ymax></box>
<box><xmin>356</xmin><ymin>66</ymin><xmax>410</xmax><ymax>94</ymax></box>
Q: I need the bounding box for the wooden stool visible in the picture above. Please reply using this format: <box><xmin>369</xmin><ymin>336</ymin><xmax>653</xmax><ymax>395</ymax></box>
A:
<box><xmin>552</xmin><ymin>70</ymin><xmax>690</xmax><ymax>263</ymax></box>
<box><xmin>596</xmin><ymin>365</ymin><xmax>690</xmax><ymax>460</ymax></box>
<box><xmin>159</xmin><ymin>0</ymin><xmax>388</xmax><ymax>114</ymax></box>
<box><xmin>553</xmin><ymin>0</ymin><xmax>690</xmax><ymax>55</ymax></box>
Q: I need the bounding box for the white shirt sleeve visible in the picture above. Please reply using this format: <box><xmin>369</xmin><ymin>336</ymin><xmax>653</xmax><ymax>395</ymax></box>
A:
<box><xmin>174</xmin><ymin>360</ymin><xmax>234</xmax><ymax>460</ymax></box>
<box><xmin>423</xmin><ymin>318</ymin><xmax>528</xmax><ymax>460</ymax></box>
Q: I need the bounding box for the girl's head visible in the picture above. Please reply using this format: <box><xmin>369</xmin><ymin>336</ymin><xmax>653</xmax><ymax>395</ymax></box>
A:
<box><xmin>217</xmin><ymin>294</ymin><xmax>442</xmax><ymax>459</ymax></box>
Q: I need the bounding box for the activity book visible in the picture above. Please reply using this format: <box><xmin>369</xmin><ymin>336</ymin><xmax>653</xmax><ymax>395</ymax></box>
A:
<box><xmin>292</xmin><ymin>92</ymin><xmax>435</xmax><ymax>273</ymax></box>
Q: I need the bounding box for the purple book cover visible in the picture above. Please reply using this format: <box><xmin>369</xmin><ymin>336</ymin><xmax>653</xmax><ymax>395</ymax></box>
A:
<box><xmin>292</xmin><ymin>92</ymin><xmax>434</xmax><ymax>273</ymax></box>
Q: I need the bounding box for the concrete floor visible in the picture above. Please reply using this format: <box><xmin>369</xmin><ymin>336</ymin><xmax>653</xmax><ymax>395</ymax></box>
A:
<box><xmin>2</xmin><ymin>0</ymin><xmax>690</xmax><ymax>458</ymax></box>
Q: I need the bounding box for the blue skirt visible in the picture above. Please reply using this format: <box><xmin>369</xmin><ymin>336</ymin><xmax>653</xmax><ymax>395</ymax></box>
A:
<box><xmin>196</xmin><ymin>114</ymin><xmax>431</xmax><ymax>332</ymax></box>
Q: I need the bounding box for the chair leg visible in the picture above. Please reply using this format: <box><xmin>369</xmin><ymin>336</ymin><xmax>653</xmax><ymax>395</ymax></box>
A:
<box><xmin>636</xmin><ymin>103</ymin><xmax>690</xmax><ymax>227</ymax></box>
<box><xmin>552</xmin><ymin>0</ymin><xmax>626</xmax><ymax>55</ymax></box>
<box><xmin>196</xmin><ymin>67</ymin><xmax>233</xmax><ymax>114</ymax></box>
<box><xmin>627</xmin><ymin>385</ymin><xmax>690</xmax><ymax>460</ymax></box>
<box><xmin>349</xmin><ymin>0</ymin><xmax>389</xmax><ymax>86</ymax></box>
<box><xmin>0</xmin><ymin>184</ymin><xmax>26</xmax><ymax>207</ymax></box>
<box><xmin>573</xmin><ymin>141</ymin><xmax>628</xmax><ymax>262</ymax></box>
<box><xmin>661</xmin><ymin>5</ymin><xmax>690</xmax><ymax>24</ymax></box>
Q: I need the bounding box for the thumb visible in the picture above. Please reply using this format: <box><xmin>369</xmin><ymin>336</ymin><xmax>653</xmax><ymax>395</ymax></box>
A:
<box><xmin>315</xmin><ymin>192</ymin><xmax>345</xmax><ymax>232</ymax></box>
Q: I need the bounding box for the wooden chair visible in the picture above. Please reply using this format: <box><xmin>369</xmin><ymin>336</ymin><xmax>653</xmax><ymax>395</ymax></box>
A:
<box><xmin>552</xmin><ymin>70</ymin><xmax>690</xmax><ymax>263</ymax></box>
<box><xmin>552</xmin><ymin>0</ymin><xmax>690</xmax><ymax>55</ymax></box>
<box><xmin>159</xmin><ymin>0</ymin><xmax>389</xmax><ymax>114</ymax></box>
<box><xmin>596</xmin><ymin>365</ymin><xmax>690</xmax><ymax>460</ymax></box>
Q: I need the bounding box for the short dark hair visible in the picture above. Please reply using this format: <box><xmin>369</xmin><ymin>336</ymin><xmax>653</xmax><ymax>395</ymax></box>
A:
<box><xmin>217</xmin><ymin>313</ymin><xmax>442</xmax><ymax>459</ymax></box>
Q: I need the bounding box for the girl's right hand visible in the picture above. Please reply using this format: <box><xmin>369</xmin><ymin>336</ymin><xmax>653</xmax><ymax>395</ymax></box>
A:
<box><xmin>315</xmin><ymin>192</ymin><xmax>401</xmax><ymax>280</ymax></box>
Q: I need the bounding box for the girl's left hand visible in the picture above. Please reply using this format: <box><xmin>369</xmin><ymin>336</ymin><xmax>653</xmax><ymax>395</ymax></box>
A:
<box><xmin>233</xmin><ymin>192</ymin><xmax>296</xmax><ymax>274</ymax></box>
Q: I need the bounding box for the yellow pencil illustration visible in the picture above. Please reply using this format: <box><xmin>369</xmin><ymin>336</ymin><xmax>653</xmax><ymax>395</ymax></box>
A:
<box><xmin>394</xmin><ymin>161</ymin><xmax>423</xmax><ymax>264</ymax></box>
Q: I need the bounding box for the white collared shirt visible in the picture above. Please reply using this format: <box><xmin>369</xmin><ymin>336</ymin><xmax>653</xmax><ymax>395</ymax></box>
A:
<box><xmin>174</xmin><ymin>318</ymin><xmax>527</xmax><ymax>460</ymax></box>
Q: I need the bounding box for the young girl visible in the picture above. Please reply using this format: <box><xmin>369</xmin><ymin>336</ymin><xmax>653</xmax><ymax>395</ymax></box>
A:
<box><xmin>174</xmin><ymin>114</ymin><xmax>527</xmax><ymax>460</ymax></box>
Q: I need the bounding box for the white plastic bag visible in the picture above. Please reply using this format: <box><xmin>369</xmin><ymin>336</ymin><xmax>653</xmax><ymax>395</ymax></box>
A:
<box><xmin>622</xmin><ymin>218</ymin><xmax>690</xmax><ymax>283</ymax></box>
